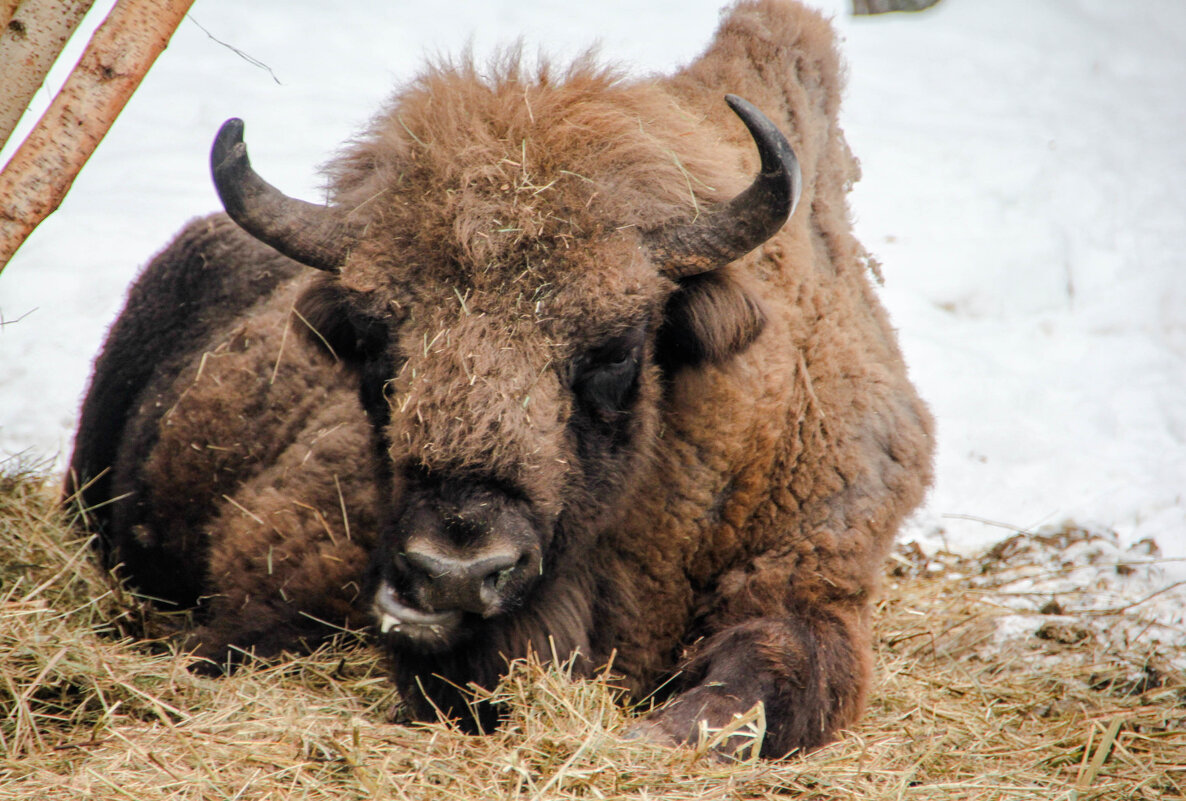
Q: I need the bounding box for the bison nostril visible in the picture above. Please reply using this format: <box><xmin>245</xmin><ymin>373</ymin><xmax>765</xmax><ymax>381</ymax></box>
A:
<box><xmin>483</xmin><ymin>559</ymin><xmax>521</xmax><ymax>594</ymax></box>
<box><xmin>477</xmin><ymin>555</ymin><xmax>529</xmax><ymax>608</ymax></box>
<box><xmin>472</xmin><ymin>551</ymin><xmax>517</xmax><ymax>587</ymax></box>
<box><xmin>480</xmin><ymin>571</ymin><xmax>504</xmax><ymax>604</ymax></box>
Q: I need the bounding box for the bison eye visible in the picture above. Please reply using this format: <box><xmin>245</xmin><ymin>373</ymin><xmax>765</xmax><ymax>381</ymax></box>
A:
<box><xmin>572</xmin><ymin>329</ymin><xmax>645</xmax><ymax>416</ymax></box>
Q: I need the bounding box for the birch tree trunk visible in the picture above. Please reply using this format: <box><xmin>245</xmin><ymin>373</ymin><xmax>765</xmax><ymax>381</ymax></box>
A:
<box><xmin>0</xmin><ymin>0</ymin><xmax>96</xmax><ymax>151</ymax></box>
<box><xmin>1</xmin><ymin>0</ymin><xmax>23</xmax><ymax>28</ymax></box>
<box><xmin>0</xmin><ymin>0</ymin><xmax>195</xmax><ymax>272</ymax></box>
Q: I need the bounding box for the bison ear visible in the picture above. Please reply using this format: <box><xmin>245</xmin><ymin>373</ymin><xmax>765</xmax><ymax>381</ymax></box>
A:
<box><xmin>293</xmin><ymin>277</ymin><xmax>388</xmax><ymax>364</ymax></box>
<box><xmin>655</xmin><ymin>271</ymin><xmax>766</xmax><ymax>372</ymax></box>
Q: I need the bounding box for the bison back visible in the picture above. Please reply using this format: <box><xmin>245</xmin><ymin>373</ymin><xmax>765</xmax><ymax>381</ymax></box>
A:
<box><xmin>67</xmin><ymin>214</ymin><xmax>304</xmax><ymax>603</ymax></box>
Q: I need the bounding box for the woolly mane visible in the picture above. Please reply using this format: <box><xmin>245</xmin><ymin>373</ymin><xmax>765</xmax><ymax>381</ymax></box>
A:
<box><xmin>326</xmin><ymin>53</ymin><xmax>743</xmax><ymax>287</ymax></box>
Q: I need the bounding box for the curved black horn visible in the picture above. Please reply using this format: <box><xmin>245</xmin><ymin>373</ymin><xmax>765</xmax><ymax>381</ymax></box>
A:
<box><xmin>211</xmin><ymin>118</ymin><xmax>358</xmax><ymax>272</ymax></box>
<box><xmin>645</xmin><ymin>95</ymin><xmax>801</xmax><ymax>279</ymax></box>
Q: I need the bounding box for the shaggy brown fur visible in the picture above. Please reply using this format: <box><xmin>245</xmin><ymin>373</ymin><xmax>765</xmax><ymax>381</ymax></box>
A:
<box><xmin>69</xmin><ymin>0</ymin><xmax>933</xmax><ymax>757</ymax></box>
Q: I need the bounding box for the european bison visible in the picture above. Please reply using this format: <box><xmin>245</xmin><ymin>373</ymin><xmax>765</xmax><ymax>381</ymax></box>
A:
<box><xmin>68</xmin><ymin>0</ymin><xmax>933</xmax><ymax>757</ymax></box>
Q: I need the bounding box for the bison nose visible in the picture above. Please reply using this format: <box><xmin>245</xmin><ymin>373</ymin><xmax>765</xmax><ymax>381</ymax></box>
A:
<box><xmin>401</xmin><ymin>543</ymin><xmax>528</xmax><ymax>616</ymax></box>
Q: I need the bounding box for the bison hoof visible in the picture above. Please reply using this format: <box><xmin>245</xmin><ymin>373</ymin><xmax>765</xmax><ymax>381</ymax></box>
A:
<box><xmin>625</xmin><ymin>696</ymin><xmax>769</xmax><ymax>761</ymax></box>
<box><xmin>622</xmin><ymin>718</ymin><xmax>681</xmax><ymax>748</ymax></box>
<box><xmin>623</xmin><ymin>715</ymin><xmax>756</xmax><ymax>762</ymax></box>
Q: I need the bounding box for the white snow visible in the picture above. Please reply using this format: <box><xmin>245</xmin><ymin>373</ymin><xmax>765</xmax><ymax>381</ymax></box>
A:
<box><xmin>2</xmin><ymin>1</ymin><xmax>1184</xmax><ymax>612</ymax></box>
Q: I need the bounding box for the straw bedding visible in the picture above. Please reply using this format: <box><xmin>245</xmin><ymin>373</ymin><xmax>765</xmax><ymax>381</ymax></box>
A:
<box><xmin>2</xmin><ymin>460</ymin><xmax>1182</xmax><ymax>799</ymax></box>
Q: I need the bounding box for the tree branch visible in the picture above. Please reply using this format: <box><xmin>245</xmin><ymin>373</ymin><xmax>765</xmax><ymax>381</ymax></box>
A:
<box><xmin>0</xmin><ymin>0</ymin><xmax>196</xmax><ymax>272</ymax></box>
<box><xmin>0</xmin><ymin>0</ymin><xmax>97</xmax><ymax>151</ymax></box>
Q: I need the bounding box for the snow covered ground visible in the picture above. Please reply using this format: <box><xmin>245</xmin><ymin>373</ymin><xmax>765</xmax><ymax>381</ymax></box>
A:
<box><xmin>2</xmin><ymin>1</ymin><xmax>1184</xmax><ymax>618</ymax></box>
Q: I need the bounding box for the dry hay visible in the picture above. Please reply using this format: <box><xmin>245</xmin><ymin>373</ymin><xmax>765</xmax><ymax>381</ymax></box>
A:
<box><xmin>1</xmin><ymin>458</ymin><xmax>1183</xmax><ymax>800</ymax></box>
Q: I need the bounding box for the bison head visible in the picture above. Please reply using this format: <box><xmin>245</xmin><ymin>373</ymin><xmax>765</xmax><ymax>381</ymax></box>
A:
<box><xmin>210</xmin><ymin>81</ymin><xmax>799</xmax><ymax>656</ymax></box>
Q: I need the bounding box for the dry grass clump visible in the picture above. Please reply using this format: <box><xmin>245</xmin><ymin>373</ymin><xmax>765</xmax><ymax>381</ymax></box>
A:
<box><xmin>1</xmin><ymin>461</ymin><xmax>1183</xmax><ymax>800</ymax></box>
<box><xmin>0</xmin><ymin>455</ymin><xmax>188</xmax><ymax>759</ymax></box>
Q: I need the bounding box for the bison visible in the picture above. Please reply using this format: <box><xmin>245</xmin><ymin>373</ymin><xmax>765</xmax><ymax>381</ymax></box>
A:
<box><xmin>67</xmin><ymin>0</ymin><xmax>933</xmax><ymax>758</ymax></box>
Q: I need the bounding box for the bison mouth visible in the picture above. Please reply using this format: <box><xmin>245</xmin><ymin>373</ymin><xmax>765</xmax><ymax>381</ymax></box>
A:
<box><xmin>372</xmin><ymin>582</ymin><xmax>466</xmax><ymax>652</ymax></box>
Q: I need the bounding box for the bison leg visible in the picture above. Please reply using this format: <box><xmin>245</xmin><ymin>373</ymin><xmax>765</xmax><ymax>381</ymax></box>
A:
<box><xmin>637</xmin><ymin>606</ymin><xmax>869</xmax><ymax>758</ymax></box>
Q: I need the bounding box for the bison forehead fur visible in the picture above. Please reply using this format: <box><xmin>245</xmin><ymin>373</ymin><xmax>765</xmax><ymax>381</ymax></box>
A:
<box><xmin>67</xmin><ymin>0</ymin><xmax>933</xmax><ymax>759</ymax></box>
